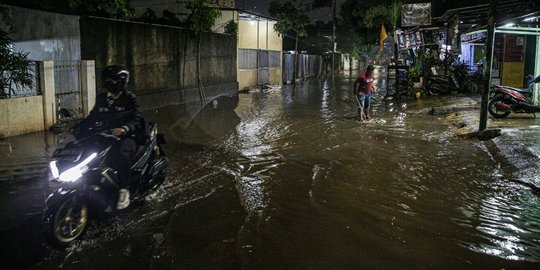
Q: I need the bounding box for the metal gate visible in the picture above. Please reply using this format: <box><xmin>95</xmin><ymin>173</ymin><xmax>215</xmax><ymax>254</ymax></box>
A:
<box><xmin>257</xmin><ymin>50</ymin><xmax>270</xmax><ymax>85</ymax></box>
<box><xmin>54</xmin><ymin>61</ymin><xmax>83</xmax><ymax>122</ymax></box>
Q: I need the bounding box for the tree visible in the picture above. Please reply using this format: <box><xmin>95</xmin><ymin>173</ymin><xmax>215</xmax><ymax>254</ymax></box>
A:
<box><xmin>68</xmin><ymin>0</ymin><xmax>134</xmax><ymax>18</ymax></box>
<box><xmin>28</xmin><ymin>0</ymin><xmax>134</xmax><ymax>19</ymax></box>
<box><xmin>224</xmin><ymin>20</ymin><xmax>238</xmax><ymax>36</ymax></box>
<box><xmin>312</xmin><ymin>0</ymin><xmax>333</xmax><ymax>9</ymax></box>
<box><xmin>362</xmin><ymin>5</ymin><xmax>390</xmax><ymax>29</ymax></box>
<box><xmin>186</xmin><ymin>0</ymin><xmax>221</xmax><ymax>105</ymax></box>
<box><xmin>134</xmin><ymin>8</ymin><xmax>187</xmax><ymax>27</ymax></box>
<box><xmin>341</xmin><ymin>0</ymin><xmax>403</xmax><ymax>65</ymax></box>
<box><xmin>363</xmin><ymin>1</ymin><xmax>402</xmax><ymax>62</ymax></box>
<box><xmin>302</xmin><ymin>21</ymin><xmax>332</xmax><ymax>55</ymax></box>
<box><xmin>269</xmin><ymin>0</ymin><xmax>309</xmax><ymax>86</ymax></box>
<box><xmin>340</xmin><ymin>0</ymin><xmax>381</xmax><ymax>45</ymax></box>
<box><xmin>336</xmin><ymin>25</ymin><xmax>363</xmax><ymax>77</ymax></box>
<box><xmin>0</xmin><ymin>7</ymin><xmax>34</xmax><ymax>98</ymax></box>
<box><xmin>388</xmin><ymin>1</ymin><xmax>402</xmax><ymax>35</ymax></box>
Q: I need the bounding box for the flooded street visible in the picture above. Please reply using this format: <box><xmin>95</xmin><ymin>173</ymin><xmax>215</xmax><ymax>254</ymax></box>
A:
<box><xmin>2</xmin><ymin>75</ymin><xmax>540</xmax><ymax>269</ymax></box>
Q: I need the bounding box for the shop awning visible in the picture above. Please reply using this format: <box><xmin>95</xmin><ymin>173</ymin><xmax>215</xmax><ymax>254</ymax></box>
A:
<box><xmin>435</xmin><ymin>0</ymin><xmax>540</xmax><ymax>34</ymax></box>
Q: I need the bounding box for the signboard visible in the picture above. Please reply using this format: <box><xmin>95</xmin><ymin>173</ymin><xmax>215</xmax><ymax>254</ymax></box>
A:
<box><xmin>396</xmin><ymin>27</ymin><xmax>423</xmax><ymax>50</ymax></box>
<box><xmin>462</xmin><ymin>32</ymin><xmax>486</xmax><ymax>43</ymax></box>
<box><xmin>402</xmin><ymin>3</ymin><xmax>432</xmax><ymax>27</ymax></box>
<box><xmin>447</xmin><ymin>14</ymin><xmax>460</xmax><ymax>53</ymax></box>
<box><xmin>505</xmin><ymin>35</ymin><xmax>525</xmax><ymax>62</ymax></box>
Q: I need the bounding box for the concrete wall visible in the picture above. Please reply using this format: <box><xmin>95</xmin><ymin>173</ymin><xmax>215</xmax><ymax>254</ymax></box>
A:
<box><xmin>213</xmin><ymin>10</ymin><xmax>238</xmax><ymax>33</ymax></box>
<box><xmin>257</xmin><ymin>20</ymin><xmax>268</xmax><ymax>49</ymax></box>
<box><xmin>0</xmin><ymin>60</ymin><xmax>58</xmax><ymax>138</ymax></box>
<box><xmin>267</xmin><ymin>21</ymin><xmax>281</xmax><ymax>51</ymax></box>
<box><xmin>0</xmin><ymin>96</ymin><xmax>44</xmax><ymax>138</ymax></box>
<box><xmin>239</xmin><ymin>19</ymin><xmax>258</xmax><ymax>49</ymax></box>
<box><xmin>238</xmin><ymin>20</ymin><xmax>282</xmax><ymax>51</ymax></box>
<box><xmin>238</xmin><ymin>18</ymin><xmax>282</xmax><ymax>88</ymax></box>
<box><xmin>269</xmin><ymin>68</ymin><xmax>282</xmax><ymax>85</ymax></box>
<box><xmin>238</xmin><ymin>70</ymin><xmax>257</xmax><ymax>90</ymax></box>
<box><xmin>343</xmin><ymin>55</ymin><xmax>359</xmax><ymax>71</ymax></box>
<box><xmin>1</xmin><ymin>5</ymin><xmax>81</xmax><ymax>61</ymax></box>
<box><xmin>80</xmin><ymin>17</ymin><xmax>238</xmax><ymax>109</ymax></box>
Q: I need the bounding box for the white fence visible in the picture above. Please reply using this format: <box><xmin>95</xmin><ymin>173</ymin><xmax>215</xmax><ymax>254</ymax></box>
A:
<box><xmin>0</xmin><ymin>60</ymin><xmax>95</xmax><ymax>138</ymax></box>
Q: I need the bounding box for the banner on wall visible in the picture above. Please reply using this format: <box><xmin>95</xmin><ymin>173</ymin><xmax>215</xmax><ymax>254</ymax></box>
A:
<box><xmin>402</xmin><ymin>3</ymin><xmax>432</xmax><ymax>27</ymax></box>
<box><xmin>396</xmin><ymin>27</ymin><xmax>424</xmax><ymax>50</ymax></box>
<box><xmin>447</xmin><ymin>15</ymin><xmax>460</xmax><ymax>53</ymax></box>
<box><xmin>462</xmin><ymin>31</ymin><xmax>486</xmax><ymax>43</ymax></box>
<box><xmin>505</xmin><ymin>35</ymin><xmax>525</xmax><ymax>62</ymax></box>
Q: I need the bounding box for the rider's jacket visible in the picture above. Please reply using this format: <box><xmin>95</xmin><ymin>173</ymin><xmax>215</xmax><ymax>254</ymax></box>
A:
<box><xmin>76</xmin><ymin>90</ymin><xmax>145</xmax><ymax>141</ymax></box>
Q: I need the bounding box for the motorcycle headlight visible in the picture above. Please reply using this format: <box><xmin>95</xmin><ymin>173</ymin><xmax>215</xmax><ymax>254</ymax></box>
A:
<box><xmin>57</xmin><ymin>153</ymin><xmax>97</xmax><ymax>182</ymax></box>
<box><xmin>49</xmin><ymin>161</ymin><xmax>60</xmax><ymax>179</ymax></box>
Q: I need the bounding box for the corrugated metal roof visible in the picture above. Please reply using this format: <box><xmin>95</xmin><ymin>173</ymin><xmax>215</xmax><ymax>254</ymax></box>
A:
<box><xmin>435</xmin><ymin>0</ymin><xmax>539</xmax><ymax>33</ymax></box>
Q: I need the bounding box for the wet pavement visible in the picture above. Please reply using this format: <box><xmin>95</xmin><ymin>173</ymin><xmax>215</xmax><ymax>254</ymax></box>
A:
<box><xmin>1</xmin><ymin>75</ymin><xmax>540</xmax><ymax>269</ymax></box>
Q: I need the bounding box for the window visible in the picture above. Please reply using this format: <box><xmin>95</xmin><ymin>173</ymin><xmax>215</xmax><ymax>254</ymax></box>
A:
<box><xmin>239</xmin><ymin>49</ymin><xmax>257</xmax><ymax>69</ymax></box>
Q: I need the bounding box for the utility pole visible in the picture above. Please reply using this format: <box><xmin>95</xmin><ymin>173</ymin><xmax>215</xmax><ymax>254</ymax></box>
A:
<box><xmin>332</xmin><ymin>0</ymin><xmax>336</xmax><ymax>79</ymax></box>
<box><xmin>479</xmin><ymin>0</ymin><xmax>498</xmax><ymax>131</ymax></box>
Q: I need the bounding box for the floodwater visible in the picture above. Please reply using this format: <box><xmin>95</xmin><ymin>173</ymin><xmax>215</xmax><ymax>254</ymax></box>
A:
<box><xmin>1</xmin><ymin>74</ymin><xmax>540</xmax><ymax>269</ymax></box>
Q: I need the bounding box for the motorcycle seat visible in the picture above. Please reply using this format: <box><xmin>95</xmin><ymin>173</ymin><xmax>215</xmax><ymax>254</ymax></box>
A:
<box><xmin>496</xmin><ymin>85</ymin><xmax>532</xmax><ymax>93</ymax></box>
<box><xmin>129</xmin><ymin>123</ymin><xmax>155</xmax><ymax>166</ymax></box>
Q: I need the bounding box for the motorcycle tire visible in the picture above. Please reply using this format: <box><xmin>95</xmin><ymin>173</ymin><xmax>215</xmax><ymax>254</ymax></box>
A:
<box><xmin>44</xmin><ymin>195</ymin><xmax>89</xmax><ymax>247</ymax></box>
<box><xmin>427</xmin><ymin>83</ymin><xmax>446</xmax><ymax>94</ymax></box>
<box><xmin>488</xmin><ymin>96</ymin><xmax>511</xmax><ymax>119</ymax></box>
<box><xmin>464</xmin><ymin>81</ymin><xmax>478</xmax><ymax>94</ymax></box>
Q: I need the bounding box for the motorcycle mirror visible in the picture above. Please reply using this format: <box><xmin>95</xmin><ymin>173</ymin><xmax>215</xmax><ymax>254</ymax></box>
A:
<box><xmin>535</xmin><ymin>76</ymin><xmax>540</xmax><ymax>83</ymax></box>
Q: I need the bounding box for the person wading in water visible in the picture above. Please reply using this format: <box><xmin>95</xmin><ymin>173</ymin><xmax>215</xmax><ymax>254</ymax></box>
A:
<box><xmin>353</xmin><ymin>65</ymin><xmax>377</xmax><ymax>122</ymax></box>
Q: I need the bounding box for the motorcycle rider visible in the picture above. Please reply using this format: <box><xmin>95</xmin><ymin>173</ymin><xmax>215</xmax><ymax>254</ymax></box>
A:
<box><xmin>75</xmin><ymin>65</ymin><xmax>144</xmax><ymax>210</ymax></box>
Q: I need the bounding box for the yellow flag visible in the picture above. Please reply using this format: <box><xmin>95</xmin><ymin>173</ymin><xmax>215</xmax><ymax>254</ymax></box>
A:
<box><xmin>379</xmin><ymin>24</ymin><xmax>388</xmax><ymax>51</ymax></box>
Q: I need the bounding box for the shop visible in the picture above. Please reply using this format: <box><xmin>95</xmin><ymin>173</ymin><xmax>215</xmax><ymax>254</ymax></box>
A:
<box><xmin>438</xmin><ymin>1</ymin><xmax>540</xmax><ymax>103</ymax></box>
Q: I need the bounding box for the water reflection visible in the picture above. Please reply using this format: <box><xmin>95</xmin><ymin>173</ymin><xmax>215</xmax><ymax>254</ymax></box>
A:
<box><xmin>457</xmin><ymin>181</ymin><xmax>540</xmax><ymax>262</ymax></box>
<box><xmin>2</xmin><ymin>73</ymin><xmax>540</xmax><ymax>268</ymax></box>
<box><xmin>220</xmin><ymin>76</ymin><xmax>540</xmax><ymax>267</ymax></box>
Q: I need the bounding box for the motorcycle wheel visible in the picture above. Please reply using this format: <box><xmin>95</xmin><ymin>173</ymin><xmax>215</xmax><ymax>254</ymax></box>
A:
<box><xmin>464</xmin><ymin>81</ymin><xmax>478</xmax><ymax>93</ymax></box>
<box><xmin>488</xmin><ymin>96</ymin><xmax>511</xmax><ymax>119</ymax></box>
<box><xmin>44</xmin><ymin>195</ymin><xmax>89</xmax><ymax>246</ymax></box>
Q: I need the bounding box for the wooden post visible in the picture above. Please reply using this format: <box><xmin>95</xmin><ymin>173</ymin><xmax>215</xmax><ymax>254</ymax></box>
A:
<box><xmin>39</xmin><ymin>61</ymin><xmax>56</xmax><ymax>129</ymax></box>
<box><xmin>80</xmin><ymin>60</ymin><xmax>96</xmax><ymax>116</ymax></box>
<box><xmin>479</xmin><ymin>0</ymin><xmax>498</xmax><ymax>131</ymax></box>
<box><xmin>332</xmin><ymin>0</ymin><xmax>336</xmax><ymax>79</ymax></box>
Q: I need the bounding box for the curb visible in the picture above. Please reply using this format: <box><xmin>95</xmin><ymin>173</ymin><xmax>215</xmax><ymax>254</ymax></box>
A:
<box><xmin>432</xmin><ymin>103</ymin><xmax>540</xmax><ymax>190</ymax></box>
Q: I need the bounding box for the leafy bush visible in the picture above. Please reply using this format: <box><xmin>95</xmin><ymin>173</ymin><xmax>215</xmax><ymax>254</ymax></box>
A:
<box><xmin>409</xmin><ymin>64</ymin><xmax>422</xmax><ymax>80</ymax></box>
<box><xmin>224</xmin><ymin>20</ymin><xmax>238</xmax><ymax>36</ymax></box>
<box><xmin>186</xmin><ymin>0</ymin><xmax>221</xmax><ymax>35</ymax></box>
<box><xmin>134</xmin><ymin>8</ymin><xmax>187</xmax><ymax>28</ymax></box>
<box><xmin>0</xmin><ymin>7</ymin><xmax>34</xmax><ymax>98</ymax></box>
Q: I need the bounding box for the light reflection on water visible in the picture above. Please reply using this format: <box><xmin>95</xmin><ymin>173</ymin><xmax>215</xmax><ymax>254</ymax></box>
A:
<box><xmin>8</xmin><ymin>73</ymin><xmax>539</xmax><ymax>269</ymax></box>
<box><xmin>216</xmin><ymin>75</ymin><xmax>540</xmax><ymax>267</ymax></box>
<box><xmin>455</xmin><ymin>181</ymin><xmax>540</xmax><ymax>262</ymax></box>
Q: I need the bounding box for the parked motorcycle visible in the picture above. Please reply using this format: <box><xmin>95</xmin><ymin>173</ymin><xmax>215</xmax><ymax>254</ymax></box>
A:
<box><xmin>488</xmin><ymin>75</ymin><xmax>540</xmax><ymax>118</ymax></box>
<box><xmin>43</xmin><ymin>122</ymin><xmax>169</xmax><ymax>246</ymax></box>
<box><xmin>453</xmin><ymin>63</ymin><xmax>479</xmax><ymax>93</ymax></box>
<box><xmin>426</xmin><ymin>63</ymin><xmax>478</xmax><ymax>94</ymax></box>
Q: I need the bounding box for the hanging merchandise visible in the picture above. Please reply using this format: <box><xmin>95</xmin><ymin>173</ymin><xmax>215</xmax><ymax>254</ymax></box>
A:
<box><xmin>396</xmin><ymin>27</ymin><xmax>424</xmax><ymax>50</ymax></box>
<box><xmin>401</xmin><ymin>3</ymin><xmax>432</xmax><ymax>27</ymax></box>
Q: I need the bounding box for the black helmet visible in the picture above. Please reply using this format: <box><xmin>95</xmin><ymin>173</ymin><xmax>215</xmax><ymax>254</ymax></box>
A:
<box><xmin>366</xmin><ymin>65</ymin><xmax>374</xmax><ymax>72</ymax></box>
<box><xmin>101</xmin><ymin>65</ymin><xmax>130</xmax><ymax>93</ymax></box>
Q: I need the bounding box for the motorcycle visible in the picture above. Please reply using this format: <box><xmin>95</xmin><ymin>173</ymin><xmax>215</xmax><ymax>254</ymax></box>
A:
<box><xmin>43</xmin><ymin>122</ymin><xmax>169</xmax><ymax>246</ymax></box>
<box><xmin>426</xmin><ymin>63</ymin><xmax>478</xmax><ymax>94</ymax></box>
<box><xmin>488</xmin><ymin>75</ymin><xmax>540</xmax><ymax>118</ymax></box>
<box><xmin>453</xmin><ymin>63</ymin><xmax>479</xmax><ymax>93</ymax></box>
